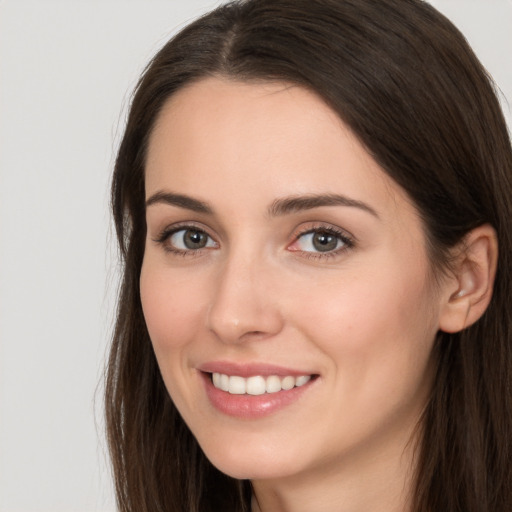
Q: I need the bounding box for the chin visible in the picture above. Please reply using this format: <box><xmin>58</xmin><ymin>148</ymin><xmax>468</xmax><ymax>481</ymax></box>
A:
<box><xmin>199</xmin><ymin>436</ymin><xmax>305</xmax><ymax>481</ymax></box>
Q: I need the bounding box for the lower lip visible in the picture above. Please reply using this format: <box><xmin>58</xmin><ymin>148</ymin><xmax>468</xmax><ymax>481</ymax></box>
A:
<box><xmin>201</xmin><ymin>372</ymin><xmax>316</xmax><ymax>419</ymax></box>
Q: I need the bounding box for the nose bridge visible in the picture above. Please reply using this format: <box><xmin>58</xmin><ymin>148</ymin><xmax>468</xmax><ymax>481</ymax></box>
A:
<box><xmin>206</xmin><ymin>242</ymin><xmax>283</xmax><ymax>343</ymax></box>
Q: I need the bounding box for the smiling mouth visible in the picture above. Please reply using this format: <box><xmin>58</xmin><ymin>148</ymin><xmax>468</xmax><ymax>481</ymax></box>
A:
<box><xmin>210</xmin><ymin>372</ymin><xmax>315</xmax><ymax>395</ymax></box>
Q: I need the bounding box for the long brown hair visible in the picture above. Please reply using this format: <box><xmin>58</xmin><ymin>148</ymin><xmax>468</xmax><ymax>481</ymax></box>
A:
<box><xmin>106</xmin><ymin>1</ymin><xmax>512</xmax><ymax>510</ymax></box>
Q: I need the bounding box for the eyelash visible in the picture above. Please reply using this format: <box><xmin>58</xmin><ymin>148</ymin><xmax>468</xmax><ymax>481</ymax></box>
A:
<box><xmin>290</xmin><ymin>224</ymin><xmax>355</xmax><ymax>260</ymax></box>
<box><xmin>153</xmin><ymin>223</ymin><xmax>216</xmax><ymax>257</ymax></box>
<box><xmin>152</xmin><ymin>223</ymin><xmax>355</xmax><ymax>259</ymax></box>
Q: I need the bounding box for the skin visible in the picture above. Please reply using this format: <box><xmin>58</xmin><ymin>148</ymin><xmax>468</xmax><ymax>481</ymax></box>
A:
<box><xmin>140</xmin><ymin>77</ymin><xmax>477</xmax><ymax>512</ymax></box>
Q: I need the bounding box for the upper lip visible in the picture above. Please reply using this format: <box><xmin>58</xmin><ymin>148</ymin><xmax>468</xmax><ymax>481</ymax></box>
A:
<box><xmin>198</xmin><ymin>361</ymin><xmax>315</xmax><ymax>378</ymax></box>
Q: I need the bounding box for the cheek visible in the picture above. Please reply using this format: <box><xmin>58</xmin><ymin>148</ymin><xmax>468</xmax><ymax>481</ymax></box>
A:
<box><xmin>297</xmin><ymin>271</ymin><xmax>438</xmax><ymax>451</ymax></box>
<box><xmin>139</xmin><ymin>261</ymin><xmax>207</xmax><ymax>354</ymax></box>
<box><xmin>291</xmin><ymin>261</ymin><xmax>438</xmax><ymax>389</ymax></box>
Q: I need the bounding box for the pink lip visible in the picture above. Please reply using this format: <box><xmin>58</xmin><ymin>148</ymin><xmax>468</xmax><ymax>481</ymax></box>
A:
<box><xmin>198</xmin><ymin>364</ymin><xmax>318</xmax><ymax>419</ymax></box>
<box><xmin>199</xmin><ymin>361</ymin><xmax>313</xmax><ymax>378</ymax></box>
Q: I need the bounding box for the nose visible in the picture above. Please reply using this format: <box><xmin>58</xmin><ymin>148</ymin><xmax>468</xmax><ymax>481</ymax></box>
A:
<box><xmin>206</xmin><ymin>250</ymin><xmax>284</xmax><ymax>344</ymax></box>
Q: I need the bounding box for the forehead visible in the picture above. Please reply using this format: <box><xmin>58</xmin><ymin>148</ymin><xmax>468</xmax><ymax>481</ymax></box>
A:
<box><xmin>147</xmin><ymin>78</ymin><xmax>348</xmax><ymax>177</ymax></box>
<box><xmin>145</xmin><ymin>77</ymin><xmax>418</xmax><ymax>227</ymax></box>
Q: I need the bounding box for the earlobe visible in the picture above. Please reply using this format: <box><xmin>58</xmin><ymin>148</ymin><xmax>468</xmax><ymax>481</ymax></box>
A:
<box><xmin>438</xmin><ymin>224</ymin><xmax>498</xmax><ymax>333</ymax></box>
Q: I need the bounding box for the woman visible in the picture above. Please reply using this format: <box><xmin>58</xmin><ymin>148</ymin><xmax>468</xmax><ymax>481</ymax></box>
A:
<box><xmin>105</xmin><ymin>0</ymin><xmax>512</xmax><ymax>510</ymax></box>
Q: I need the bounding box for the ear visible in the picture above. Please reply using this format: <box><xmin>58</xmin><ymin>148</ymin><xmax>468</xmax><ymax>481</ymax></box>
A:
<box><xmin>438</xmin><ymin>224</ymin><xmax>498</xmax><ymax>333</ymax></box>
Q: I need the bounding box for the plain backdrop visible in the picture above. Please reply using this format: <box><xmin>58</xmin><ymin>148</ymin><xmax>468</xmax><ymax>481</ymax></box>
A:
<box><xmin>0</xmin><ymin>1</ymin><xmax>510</xmax><ymax>511</ymax></box>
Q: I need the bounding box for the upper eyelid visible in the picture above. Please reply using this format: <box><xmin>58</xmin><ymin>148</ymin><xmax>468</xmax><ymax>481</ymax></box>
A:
<box><xmin>151</xmin><ymin>220</ymin><xmax>355</xmax><ymax>249</ymax></box>
<box><xmin>292</xmin><ymin>223</ymin><xmax>356</xmax><ymax>242</ymax></box>
<box><xmin>288</xmin><ymin>223</ymin><xmax>356</xmax><ymax>257</ymax></box>
<box><xmin>152</xmin><ymin>221</ymin><xmax>216</xmax><ymax>241</ymax></box>
<box><xmin>152</xmin><ymin>224</ymin><xmax>218</xmax><ymax>256</ymax></box>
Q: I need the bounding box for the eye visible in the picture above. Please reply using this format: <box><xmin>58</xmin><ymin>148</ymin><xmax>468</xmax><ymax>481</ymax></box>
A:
<box><xmin>289</xmin><ymin>227</ymin><xmax>354</xmax><ymax>255</ymax></box>
<box><xmin>170</xmin><ymin>228</ymin><xmax>216</xmax><ymax>250</ymax></box>
<box><xmin>155</xmin><ymin>226</ymin><xmax>218</xmax><ymax>254</ymax></box>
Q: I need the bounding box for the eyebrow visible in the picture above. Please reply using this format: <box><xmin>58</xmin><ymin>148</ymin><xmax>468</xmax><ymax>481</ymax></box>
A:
<box><xmin>145</xmin><ymin>191</ymin><xmax>213</xmax><ymax>214</ymax></box>
<box><xmin>145</xmin><ymin>190</ymin><xmax>379</xmax><ymax>218</ymax></box>
<box><xmin>268</xmin><ymin>193</ymin><xmax>379</xmax><ymax>218</ymax></box>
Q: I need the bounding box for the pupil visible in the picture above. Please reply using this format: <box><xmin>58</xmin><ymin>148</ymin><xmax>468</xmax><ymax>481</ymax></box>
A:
<box><xmin>184</xmin><ymin>230</ymin><xmax>206</xmax><ymax>249</ymax></box>
<box><xmin>313</xmin><ymin>232</ymin><xmax>337</xmax><ymax>252</ymax></box>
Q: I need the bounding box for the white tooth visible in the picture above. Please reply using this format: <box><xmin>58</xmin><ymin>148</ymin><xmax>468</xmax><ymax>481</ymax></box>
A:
<box><xmin>229</xmin><ymin>375</ymin><xmax>246</xmax><ymax>394</ymax></box>
<box><xmin>220</xmin><ymin>373</ymin><xmax>230</xmax><ymax>392</ymax></box>
<box><xmin>266</xmin><ymin>375</ymin><xmax>282</xmax><ymax>393</ymax></box>
<box><xmin>295</xmin><ymin>375</ymin><xmax>311</xmax><ymax>387</ymax></box>
<box><xmin>214</xmin><ymin>373</ymin><xmax>309</xmax><ymax>394</ymax></box>
<box><xmin>246</xmin><ymin>376</ymin><xmax>266</xmax><ymax>395</ymax></box>
<box><xmin>281</xmin><ymin>376</ymin><xmax>295</xmax><ymax>390</ymax></box>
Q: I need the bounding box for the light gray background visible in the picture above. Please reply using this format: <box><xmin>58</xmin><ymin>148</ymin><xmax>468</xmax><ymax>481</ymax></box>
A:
<box><xmin>0</xmin><ymin>1</ymin><xmax>510</xmax><ymax>511</ymax></box>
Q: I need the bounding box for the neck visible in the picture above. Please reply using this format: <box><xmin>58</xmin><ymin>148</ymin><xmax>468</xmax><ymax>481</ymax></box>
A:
<box><xmin>250</xmin><ymin>423</ymin><xmax>420</xmax><ymax>512</ymax></box>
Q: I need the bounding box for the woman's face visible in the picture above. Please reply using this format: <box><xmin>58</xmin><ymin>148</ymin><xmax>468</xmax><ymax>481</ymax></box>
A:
<box><xmin>141</xmin><ymin>78</ymin><xmax>447</xmax><ymax>482</ymax></box>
